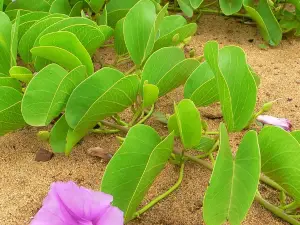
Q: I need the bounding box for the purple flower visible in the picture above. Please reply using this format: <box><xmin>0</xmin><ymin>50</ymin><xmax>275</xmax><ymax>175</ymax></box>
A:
<box><xmin>30</xmin><ymin>181</ymin><xmax>123</xmax><ymax>225</ymax></box>
<box><xmin>257</xmin><ymin>115</ymin><xmax>292</xmax><ymax>131</ymax></box>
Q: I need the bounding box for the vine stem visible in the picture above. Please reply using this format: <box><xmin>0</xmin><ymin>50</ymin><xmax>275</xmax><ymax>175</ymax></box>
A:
<box><xmin>99</xmin><ymin>120</ymin><xmax>128</xmax><ymax>133</ymax></box>
<box><xmin>184</xmin><ymin>154</ymin><xmax>300</xmax><ymax>225</ymax></box>
<box><xmin>137</xmin><ymin>105</ymin><xmax>155</xmax><ymax>124</ymax></box>
<box><xmin>132</xmin><ymin>163</ymin><xmax>185</xmax><ymax>220</ymax></box>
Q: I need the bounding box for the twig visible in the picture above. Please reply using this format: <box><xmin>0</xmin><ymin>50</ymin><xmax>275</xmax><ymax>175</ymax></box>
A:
<box><xmin>100</xmin><ymin>120</ymin><xmax>129</xmax><ymax>133</ymax></box>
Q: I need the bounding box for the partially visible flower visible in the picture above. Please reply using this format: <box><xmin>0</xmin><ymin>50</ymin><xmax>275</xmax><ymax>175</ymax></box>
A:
<box><xmin>257</xmin><ymin>115</ymin><xmax>292</xmax><ymax>131</ymax></box>
<box><xmin>30</xmin><ymin>181</ymin><xmax>123</xmax><ymax>225</ymax></box>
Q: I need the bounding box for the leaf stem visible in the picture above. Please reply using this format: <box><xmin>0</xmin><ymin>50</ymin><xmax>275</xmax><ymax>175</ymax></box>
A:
<box><xmin>92</xmin><ymin>129</ymin><xmax>120</xmax><ymax>134</ymax></box>
<box><xmin>260</xmin><ymin>174</ymin><xmax>286</xmax><ymax>194</ymax></box>
<box><xmin>125</xmin><ymin>66</ymin><xmax>136</xmax><ymax>75</ymax></box>
<box><xmin>99</xmin><ymin>120</ymin><xmax>129</xmax><ymax>133</ymax></box>
<box><xmin>101</xmin><ymin>43</ymin><xmax>114</xmax><ymax>48</ymax></box>
<box><xmin>132</xmin><ymin>163</ymin><xmax>185</xmax><ymax>220</ymax></box>
<box><xmin>137</xmin><ymin>105</ymin><xmax>155</xmax><ymax>124</ymax></box>
<box><xmin>204</xmin><ymin>131</ymin><xmax>219</xmax><ymax>135</ymax></box>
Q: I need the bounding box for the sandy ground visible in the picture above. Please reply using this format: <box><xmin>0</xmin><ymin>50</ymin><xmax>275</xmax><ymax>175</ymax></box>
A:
<box><xmin>1</xmin><ymin>14</ymin><xmax>300</xmax><ymax>225</ymax></box>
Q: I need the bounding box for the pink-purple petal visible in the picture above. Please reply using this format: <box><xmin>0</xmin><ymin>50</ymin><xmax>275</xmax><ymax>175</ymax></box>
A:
<box><xmin>96</xmin><ymin>206</ymin><xmax>124</xmax><ymax>225</ymax></box>
<box><xmin>257</xmin><ymin>115</ymin><xmax>292</xmax><ymax>131</ymax></box>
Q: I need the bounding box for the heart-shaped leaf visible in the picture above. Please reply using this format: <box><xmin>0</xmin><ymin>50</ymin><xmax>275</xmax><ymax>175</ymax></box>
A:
<box><xmin>219</xmin><ymin>0</ymin><xmax>243</xmax><ymax>15</ymax></box>
<box><xmin>22</xmin><ymin>64</ymin><xmax>86</xmax><ymax>126</ymax></box>
<box><xmin>124</xmin><ymin>0</ymin><xmax>156</xmax><ymax>66</ymax></box>
<box><xmin>9</xmin><ymin>66</ymin><xmax>33</xmax><ymax>84</ymax></box>
<box><xmin>184</xmin><ymin>62</ymin><xmax>219</xmax><ymax>107</ymax></box>
<box><xmin>35</xmin><ymin>31</ymin><xmax>94</xmax><ymax>75</ymax></box>
<box><xmin>259</xmin><ymin>126</ymin><xmax>300</xmax><ymax>202</ymax></box>
<box><xmin>101</xmin><ymin>124</ymin><xmax>174</xmax><ymax>222</ymax></box>
<box><xmin>142</xmin><ymin>47</ymin><xmax>200</xmax><ymax>97</ymax></box>
<box><xmin>50</xmin><ymin>115</ymin><xmax>87</xmax><ymax>155</ymax></box>
<box><xmin>203</xmin><ymin>123</ymin><xmax>260</xmax><ymax>225</ymax></box>
<box><xmin>190</xmin><ymin>0</ymin><xmax>203</xmax><ymax>8</ymax></box>
<box><xmin>204</xmin><ymin>41</ymin><xmax>257</xmax><ymax>132</ymax></box>
<box><xmin>0</xmin><ymin>77</ymin><xmax>22</xmax><ymax>91</ymax></box>
<box><xmin>0</xmin><ymin>86</ymin><xmax>26</xmax><ymax>135</ymax></box>
<box><xmin>50</xmin><ymin>0</ymin><xmax>71</xmax><ymax>15</ymax></box>
<box><xmin>66</xmin><ymin>67</ymin><xmax>139</xmax><ymax>131</ymax></box>
<box><xmin>243</xmin><ymin>0</ymin><xmax>282</xmax><ymax>46</ymax></box>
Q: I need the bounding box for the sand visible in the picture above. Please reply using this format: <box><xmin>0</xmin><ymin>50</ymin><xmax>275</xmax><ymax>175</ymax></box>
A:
<box><xmin>1</xmin><ymin>14</ymin><xmax>299</xmax><ymax>225</ymax></box>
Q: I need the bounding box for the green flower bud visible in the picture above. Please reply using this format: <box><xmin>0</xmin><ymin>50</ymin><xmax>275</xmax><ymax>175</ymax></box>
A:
<box><xmin>262</xmin><ymin>101</ymin><xmax>273</xmax><ymax>112</ymax></box>
<box><xmin>37</xmin><ymin>131</ymin><xmax>50</xmax><ymax>142</ymax></box>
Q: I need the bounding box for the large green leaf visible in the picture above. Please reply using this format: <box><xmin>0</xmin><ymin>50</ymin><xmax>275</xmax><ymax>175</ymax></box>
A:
<box><xmin>6</xmin><ymin>0</ymin><xmax>51</xmax><ymax>11</ymax></box>
<box><xmin>18</xmin><ymin>15</ymin><xmax>67</xmax><ymax>63</ymax></box>
<box><xmin>65</xmin><ymin>68</ymin><xmax>139</xmax><ymax>131</ymax></box>
<box><xmin>184</xmin><ymin>62</ymin><xmax>219</xmax><ymax>107</ymax></box>
<box><xmin>36</xmin><ymin>31</ymin><xmax>94</xmax><ymax>75</ymax></box>
<box><xmin>50</xmin><ymin>115</ymin><xmax>87</xmax><ymax>155</ymax></box>
<box><xmin>204</xmin><ymin>41</ymin><xmax>257</xmax><ymax>132</ymax></box>
<box><xmin>50</xmin><ymin>0</ymin><xmax>71</xmax><ymax>15</ymax></box>
<box><xmin>0</xmin><ymin>77</ymin><xmax>22</xmax><ymax>91</ymax></box>
<box><xmin>114</xmin><ymin>18</ymin><xmax>127</xmax><ymax>55</ymax></box>
<box><xmin>101</xmin><ymin>124</ymin><xmax>174</xmax><ymax>222</ymax></box>
<box><xmin>124</xmin><ymin>0</ymin><xmax>156</xmax><ymax>66</ymax></box>
<box><xmin>5</xmin><ymin>9</ymin><xmax>31</xmax><ymax>20</ymax></box>
<box><xmin>203</xmin><ymin>123</ymin><xmax>260</xmax><ymax>225</ymax></box>
<box><xmin>220</xmin><ymin>0</ymin><xmax>242</xmax><ymax>15</ymax></box>
<box><xmin>106</xmin><ymin>0</ymin><xmax>139</xmax><ymax>27</ymax></box>
<box><xmin>142</xmin><ymin>47</ymin><xmax>200</xmax><ymax>96</ymax></box>
<box><xmin>22</xmin><ymin>64</ymin><xmax>86</xmax><ymax>126</ymax></box>
<box><xmin>243</xmin><ymin>0</ymin><xmax>282</xmax><ymax>46</ymax></box>
<box><xmin>259</xmin><ymin>126</ymin><xmax>300</xmax><ymax>202</ymax></box>
<box><xmin>0</xmin><ymin>86</ymin><xmax>26</xmax><ymax>135</ymax></box>
<box><xmin>157</xmin><ymin>15</ymin><xmax>187</xmax><ymax>38</ymax></box>
<box><xmin>173</xmin><ymin>99</ymin><xmax>202</xmax><ymax>149</ymax></box>
<box><xmin>0</xmin><ymin>12</ymin><xmax>12</xmax><ymax>75</ymax></box>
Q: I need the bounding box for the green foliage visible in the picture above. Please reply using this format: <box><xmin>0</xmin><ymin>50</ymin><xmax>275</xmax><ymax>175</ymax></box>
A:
<box><xmin>0</xmin><ymin>12</ymin><xmax>13</xmax><ymax>75</ymax></box>
<box><xmin>194</xmin><ymin>137</ymin><xmax>217</xmax><ymax>152</ymax></box>
<box><xmin>49</xmin><ymin>0</ymin><xmax>71</xmax><ymax>15</ymax></box>
<box><xmin>259</xmin><ymin>126</ymin><xmax>300</xmax><ymax>202</ymax></box>
<box><xmin>203</xmin><ymin>123</ymin><xmax>260</xmax><ymax>225</ymax></box>
<box><xmin>142</xmin><ymin>82</ymin><xmax>159</xmax><ymax>108</ymax></box>
<box><xmin>101</xmin><ymin>124</ymin><xmax>174</xmax><ymax>222</ymax></box>
<box><xmin>219</xmin><ymin>0</ymin><xmax>242</xmax><ymax>15</ymax></box>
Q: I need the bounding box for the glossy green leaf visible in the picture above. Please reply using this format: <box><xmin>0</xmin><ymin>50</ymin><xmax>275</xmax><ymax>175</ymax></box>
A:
<box><xmin>31</xmin><ymin>46</ymin><xmax>82</xmax><ymax>72</ymax></box>
<box><xmin>184</xmin><ymin>62</ymin><xmax>219</xmax><ymax>107</ymax></box>
<box><xmin>22</xmin><ymin>64</ymin><xmax>86</xmax><ymax>126</ymax></box>
<box><xmin>154</xmin><ymin>22</ymin><xmax>197</xmax><ymax>51</ymax></box>
<box><xmin>143</xmin><ymin>82</ymin><xmax>159</xmax><ymax>108</ymax></box>
<box><xmin>204</xmin><ymin>41</ymin><xmax>257</xmax><ymax>132</ymax></box>
<box><xmin>219</xmin><ymin>0</ymin><xmax>242</xmax><ymax>15</ymax></box>
<box><xmin>9</xmin><ymin>66</ymin><xmax>33</xmax><ymax>84</ymax></box>
<box><xmin>97</xmin><ymin>5</ymin><xmax>107</xmax><ymax>25</ymax></box>
<box><xmin>0</xmin><ymin>86</ymin><xmax>26</xmax><ymax>136</ymax></box>
<box><xmin>203</xmin><ymin>123</ymin><xmax>260</xmax><ymax>225</ymax></box>
<box><xmin>50</xmin><ymin>115</ymin><xmax>87</xmax><ymax>155</ymax></box>
<box><xmin>0</xmin><ymin>73</ymin><xmax>8</xmax><ymax>77</ymax></box>
<box><xmin>243</xmin><ymin>0</ymin><xmax>282</xmax><ymax>46</ymax></box>
<box><xmin>142</xmin><ymin>47</ymin><xmax>199</xmax><ymax>97</ymax></box>
<box><xmin>69</xmin><ymin>1</ymin><xmax>84</xmax><ymax>17</ymax></box>
<box><xmin>50</xmin><ymin>0</ymin><xmax>71</xmax><ymax>15</ymax></box>
<box><xmin>124</xmin><ymin>0</ymin><xmax>156</xmax><ymax>66</ymax></box>
<box><xmin>10</xmin><ymin>11</ymin><xmax>19</xmax><ymax>68</ymax></box>
<box><xmin>87</xmin><ymin>0</ymin><xmax>105</xmax><ymax>12</ymax></box>
<box><xmin>259</xmin><ymin>126</ymin><xmax>300</xmax><ymax>202</ymax></box>
<box><xmin>0</xmin><ymin>0</ymin><xmax>3</xmax><ymax>11</ymax></box>
<box><xmin>178</xmin><ymin>0</ymin><xmax>193</xmax><ymax>17</ymax></box>
<box><xmin>66</xmin><ymin>68</ymin><xmax>139</xmax><ymax>131</ymax></box>
<box><xmin>5</xmin><ymin>9</ymin><xmax>31</xmax><ymax>20</ymax></box>
<box><xmin>167</xmin><ymin>114</ymin><xmax>180</xmax><ymax>136</ymax></box>
<box><xmin>6</xmin><ymin>0</ymin><xmax>51</xmax><ymax>11</ymax></box>
<box><xmin>114</xmin><ymin>18</ymin><xmax>127</xmax><ymax>55</ymax></box>
<box><xmin>18</xmin><ymin>15</ymin><xmax>67</xmax><ymax>63</ymax></box>
<box><xmin>194</xmin><ymin>137</ymin><xmax>216</xmax><ymax>152</ymax></box>
<box><xmin>174</xmin><ymin>99</ymin><xmax>202</xmax><ymax>149</ymax></box>
<box><xmin>101</xmin><ymin>124</ymin><xmax>174</xmax><ymax>222</ymax></box>
<box><xmin>106</xmin><ymin>0</ymin><xmax>139</xmax><ymax>27</ymax></box>
<box><xmin>0</xmin><ymin>77</ymin><xmax>22</xmax><ymax>91</ymax></box>
<box><xmin>37</xmin><ymin>31</ymin><xmax>94</xmax><ymax>75</ymax></box>
<box><xmin>157</xmin><ymin>15</ymin><xmax>187</xmax><ymax>38</ymax></box>
<box><xmin>190</xmin><ymin>0</ymin><xmax>203</xmax><ymax>8</ymax></box>
<box><xmin>0</xmin><ymin>12</ymin><xmax>11</xmax><ymax>75</ymax></box>
<box><xmin>291</xmin><ymin>130</ymin><xmax>300</xmax><ymax>143</ymax></box>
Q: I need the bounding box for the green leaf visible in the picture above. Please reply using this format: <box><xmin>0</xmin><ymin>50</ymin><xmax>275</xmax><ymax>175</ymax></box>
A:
<box><xmin>69</xmin><ymin>1</ymin><xmax>84</xmax><ymax>17</ymax></box>
<box><xmin>178</xmin><ymin>0</ymin><xmax>193</xmax><ymax>17</ymax></box>
<box><xmin>101</xmin><ymin>124</ymin><xmax>174</xmax><ymax>222</ymax></box>
<box><xmin>10</xmin><ymin>10</ymin><xmax>20</xmax><ymax>67</ymax></box>
<box><xmin>142</xmin><ymin>47</ymin><xmax>200</xmax><ymax>97</ymax></box>
<box><xmin>0</xmin><ymin>77</ymin><xmax>22</xmax><ymax>91</ymax></box>
<box><xmin>114</xmin><ymin>18</ymin><xmax>127</xmax><ymax>56</ymax></box>
<box><xmin>203</xmin><ymin>123</ymin><xmax>260</xmax><ymax>225</ymax></box>
<box><xmin>9</xmin><ymin>66</ymin><xmax>33</xmax><ymax>84</ymax></box>
<box><xmin>37</xmin><ymin>31</ymin><xmax>94</xmax><ymax>75</ymax></box>
<box><xmin>190</xmin><ymin>0</ymin><xmax>203</xmax><ymax>8</ymax></box>
<box><xmin>0</xmin><ymin>12</ymin><xmax>12</xmax><ymax>75</ymax></box>
<box><xmin>50</xmin><ymin>115</ymin><xmax>87</xmax><ymax>155</ymax></box>
<box><xmin>243</xmin><ymin>0</ymin><xmax>282</xmax><ymax>46</ymax></box>
<box><xmin>97</xmin><ymin>5</ymin><xmax>107</xmax><ymax>25</ymax></box>
<box><xmin>22</xmin><ymin>64</ymin><xmax>86</xmax><ymax>126</ymax></box>
<box><xmin>154</xmin><ymin>22</ymin><xmax>197</xmax><ymax>51</ymax></box>
<box><xmin>124</xmin><ymin>0</ymin><xmax>156</xmax><ymax>66</ymax></box>
<box><xmin>0</xmin><ymin>86</ymin><xmax>26</xmax><ymax>136</ymax></box>
<box><xmin>204</xmin><ymin>41</ymin><xmax>257</xmax><ymax>132</ymax></box>
<box><xmin>6</xmin><ymin>0</ymin><xmax>51</xmax><ymax>11</ymax></box>
<box><xmin>87</xmin><ymin>0</ymin><xmax>105</xmax><ymax>12</ymax></box>
<box><xmin>194</xmin><ymin>137</ymin><xmax>217</xmax><ymax>152</ymax></box>
<box><xmin>174</xmin><ymin>99</ymin><xmax>202</xmax><ymax>149</ymax></box>
<box><xmin>157</xmin><ymin>15</ymin><xmax>187</xmax><ymax>38</ymax></box>
<box><xmin>18</xmin><ymin>15</ymin><xmax>67</xmax><ymax>63</ymax></box>
<box><xmin>291</xmin><ymin>130</ymin><xmax>300</xmax><ymax>143</ymax></box>
<box><xmin>167</xmin><ymin>113</ymin><xmax>180</xmax><ymax>136</ymax></box>
<box><xmin>0</xmin><ymin>0</ymin><xmax>3</xmax><ymax>11</ymax></box>
<box><xmin>143</xmin><ymin>82</ymin><xmax>159</xmax><ymax>108</ymax></box>
<box><xmin>65</xmin><ymin>68</ymin><xmax>139</xmax><ymax>131</ymax></box>
<box><xmin>184</xmin><ymin>62</ymin><xmax>219</xmax><ymax>107</ymax></box>
<box><xmin>50</xmin><ymin>0</ymin><xmax>71</xmax><ymax>15</ymax></box>
<box><xmin>219</xmin><ymin>0</ymin><xmax>242</xmax><ymax>15</ymax></box>
<box><xmin>106</xmin><ymin>0</ymin><xmax>139</xmax><ymax>27</ymax></box>
<box><xmin>259</xmin><ymin>126</ymin><xmax>300</xmax><ymax>202</ymax></box>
